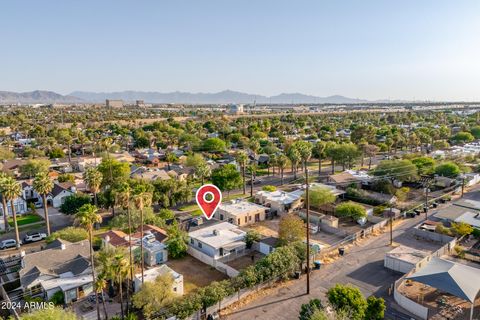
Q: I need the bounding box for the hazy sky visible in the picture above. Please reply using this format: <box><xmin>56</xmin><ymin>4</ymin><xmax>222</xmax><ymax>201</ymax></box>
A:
<box><xmin>2</xmin><ymin>0</ymin><xmax>480</xmax><ymax>101</ymax></box>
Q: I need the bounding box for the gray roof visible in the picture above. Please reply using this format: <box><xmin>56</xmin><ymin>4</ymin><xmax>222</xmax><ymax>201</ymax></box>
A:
<box><xmin>406</xmin><ymin>257</ymin><xmax>480</xmax><ymax>303</ymax></box>
<box><xmin>20</xmin><ymin>240</ymin><xmax>91</xmax><ymax>288</ymax></box>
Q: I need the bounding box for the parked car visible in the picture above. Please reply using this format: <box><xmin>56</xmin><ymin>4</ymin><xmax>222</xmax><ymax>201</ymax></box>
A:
<box><xmin>0</xmin><ymin>239</ymin><xmax>20</xmax><ymax>250</ymax></box>
<box><xmin>247</xmin><ymin>179</ymin><xmax>262</xmax><ymax>185</ymax></box>
<box><xmin>23</xmin><ymin>232</ymin><xmax>47</xmax><ymax>243</ymax></box>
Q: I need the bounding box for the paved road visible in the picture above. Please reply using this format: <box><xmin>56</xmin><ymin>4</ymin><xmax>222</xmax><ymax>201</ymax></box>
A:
<box><xmin>0</xmin><ymin>207</ymin><xmax>73</xmax><ymax>256</ymax></box>
<box><xmin>224</xmin><ymin>208</ymin><xmax>447</xmax><ymax>320</ymax></box>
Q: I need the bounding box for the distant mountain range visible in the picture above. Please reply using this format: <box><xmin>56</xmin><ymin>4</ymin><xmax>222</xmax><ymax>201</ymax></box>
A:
<box><xmin>0</xmin><ymin>90</ymin><xmax>82</xmax><ymax>103</ymax></box>
<box><xmin>70</xmin><ymin>90</ymin><xmax>370</xmax><ymax>104</ymax></box>
<box><xmin>0</xmin><ymin>89</ymin><xmax>402</xmax><ymax>104</ymax></box>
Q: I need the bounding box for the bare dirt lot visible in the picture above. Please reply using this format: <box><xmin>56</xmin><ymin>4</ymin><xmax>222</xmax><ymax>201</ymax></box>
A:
<box><xmin>226</xmin><ymin>252</ymin><xmax>265</xmax><ymax>271</ymax></box>
<box><xmin>166</xmin><ymin>255</ymin><xmax>228</xmax><ymax>293</ymax></box>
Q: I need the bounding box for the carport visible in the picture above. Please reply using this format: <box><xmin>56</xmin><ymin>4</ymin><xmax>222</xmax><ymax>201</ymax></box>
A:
<box><xmin>406</xmin><ymin>257</ymin><xmax>480</xmax><ymax>320</ymax></box>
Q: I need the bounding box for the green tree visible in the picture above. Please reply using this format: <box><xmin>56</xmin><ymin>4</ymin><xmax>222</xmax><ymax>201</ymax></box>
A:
<box><xmin>15</xmin><ymin>307</ymin><xmax>77</xmax><ymax>320</ymax></box>
<box><xmin>211</xmin><ymin>164</ymin><xmax>242</xmax><ymax>196</ymax></box>
<box><xmin>365</xmin><ymin>296</ymin><xmax>386</xmax><ymax>320</ymax></box>
<box><xmin>245</xmin><ymin>230</ymin><xmax>261</xmax><ymax>249</ymax></box>
<box><xmin>33</xmin><ymin>172</ymin><xmax>54</xmax><ymax>235</ymax></box>
<box><xmin>235</xmin><ymin>150</ymin><xmax>249</xmax><ymax>195</ymax></box>
<box><xmin>262</xmin><ymin>185</ymin><xmax>277</xmax><ymax>192</ymax></box>
<box><xmin>165</xmin><ymin>224</ymin><xmax>188</xmax><ymax>259</ymax></box>
<box><xmin>75</xmin><ymin>204</ymin><xmax>103</xmax><ymax>320</ymax></box>
<box><xmin>20</xmin><ymin>159</ymin><xmax>51</xmax><ymax>178</ymax></box>
<box><xmin>451</xmin><ymin>221</ymin><xmax>473</xmax><ymax>237</ymax></box>
<box><xmin>202</xmin><ymin>137</ymin><xmax>226</xmax><ymax>153</ymax></box>
<box><xmin>308</xmin><ymin>187</ymin><xmax>336</xmax><ymax>210</ymax></box>
<box><xmin>60</xmin><ymin>193</ymin><xmax>92</xmax><ymax>215</ymax></box>
<box><xmin>276</xmin><ymin>154</ymin><xmax>289</xmax><ymax>185</ymax></box>
<box><xmin>278</xmin><ymin>215</ymin><xmax>305</xmax><ymax>245</ymax></box>
<box><xmin>434</xmin><ymin>162</ymin><xmax>460</xmax><ymax>177</ymax></box>
<box><xmin>98</xmin><ymin>157</ymin><xmax>130</xmax><ymax>188</ymax></box>
<box><xmin>299</xmin><ymin>298</ymin><xmax>323</xmax><ymax>320</ymax></box>
<box><xmin>452</xmin><ymin>131</ymin><xmax>474</xmax><ymax>144</ymax></box>
<box><xmin>313</xmin><ymin>141</ymin><xmax>326</xmax><ymax>177</ymax></box>
<box><xmin>335</xmin><ymin>202</ymin><xmax>367</xmax><ymax>221</ymax></box>
<box><xmin>327</xmin><ymin>284</ymin><xmax>368</xmax><ymax>320</ymax></box>
<box><xmin>411</xmin><ymin>156</ymin><xmax>436</xmax><ymax>175</ymax></box>
<box><xmin>470</xmin><ymin>126</ymin><xmax>480</xmax><ymax>139</ymax></box>
<box><xmin>133</xmin><ymin>273</ymin><xmax>176</xmax><ymax>319</ymax></box>
<box><xmin>372</xmin><ymin>159</ymin><xmax>418</xmax><ymax>183</ymax></box>
<box><xmin>132</xmin><ymin>185</ymin><xmax>153</xmax><ymax>283</ymax></box>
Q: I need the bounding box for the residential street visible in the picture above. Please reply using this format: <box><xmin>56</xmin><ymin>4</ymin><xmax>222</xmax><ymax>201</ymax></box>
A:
<box><xmin>224</xmin><ymin>207</ymin><xmax>448</xmax><ymax>320</ymax></box>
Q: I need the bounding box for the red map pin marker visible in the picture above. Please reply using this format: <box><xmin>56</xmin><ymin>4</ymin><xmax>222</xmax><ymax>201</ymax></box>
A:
<box><xmin>196</xmin><ymin>184</ymin><xmax>222</xmax><ymax>220</ymax></box>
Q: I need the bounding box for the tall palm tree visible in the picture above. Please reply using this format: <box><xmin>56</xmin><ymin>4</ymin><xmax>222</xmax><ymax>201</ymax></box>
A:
<box><xmin>84</xmin><ymin>168</ymin><xmax>103</xmax><ymax>206</ymax></box>
<box><xmin>75</xmin><ymin>204</ymin><xmax>103</xmax><ymax>320</ymax></box>
<box><xmin>235</xmin><ymin>151</ymin><xmax>248</xmax><ymax>195</ymax></box>
<box><xmin>0</xmin><ymin>173</ymin><xmax>10</xmax><ymax>232</ymax></box>
<box><xmin>112</xmin><ymin>253</ymin><xmax>130</xmax><ymax>319</ymax></box>
<box><xmin>131</xmin><ymin>186</ymin><xmax>152</xmax><ymax>284</ymax></box>
<box><xmin>296</xmin><ymin>141</ymin><xmax>313</xmax><ymax>173</ymax></box>
<box><xmin>313</xmin><ymin>141</ymin><xmax>326</xmax><ymax>179</ymax></box>
<box><xmin>287</xmin><ymin>147</ymin><xmax>301</xmax><ymax>180</ymax></box>
<box><xmin>95</xmin><ymin>274</ymin><xmax>109</xmax><ymax>320</ymax></box>
<box><xmin>269</xmin><ymin>154</ymin><xmax>277</xmax><ymax>176</ymax></box>
<box><xmin>33</xmin><ymin>172</ymin><xmax>54</xmax><ymax>235</ymax></box>
<box><xmin>276</xmin><ymin>154</ymin><xmax>288</xmax><ymax>185</ymax></box>
<box><xmin>114</xmin><ymin>182</ymin><xmax>133</xmax><ymax>313</ymax></box>
<box><xmin>3</xmin><ymin>177</ymin><xmax>22</xmax><ymax>248</ymax></box>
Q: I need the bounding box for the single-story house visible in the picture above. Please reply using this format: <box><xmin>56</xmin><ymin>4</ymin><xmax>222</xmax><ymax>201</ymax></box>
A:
<box><xmin>258</xmin><ymin>236</ymin><xmax>279</xmax><ymax>255</ymax></box>
<box><xmin>215</xmin><ymin>199</ymin><xmax>269</xmax><ymax>226</ymax></box>
<box><xmin>254</xmin><ymin>189</ymin><xmax>304</xmax><ymax>215</ymax></box>
<box><xmin>134</xmin><ymin>264</ymin><xmax>183</xmax><ymax>294</ymax></box>
<box><xmin>188</xmin><ymin>221</ymin><xmax>246</xmax><ymax>260</ymax></box>
<box><xmin>19</xmin><ymin>239</ymin><xmax>93</xmax><ymax>304</ymax></box>
<box><xmin>384</xmin><ymin>245</ymin><xmax>431</xmax><ymax>273</ymax></box>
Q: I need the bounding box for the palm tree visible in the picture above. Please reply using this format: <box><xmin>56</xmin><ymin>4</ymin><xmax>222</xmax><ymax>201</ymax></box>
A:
<box><xmin>3</xmin><ymin>177</ymin><xmax>22</xmax><ymax>248</ymax></box>
<box><xmin>0</xmin><ymin>173</ymin><xmax>10</xmax><ymax>232</ymax></box>
<box><xmin>84</xmin><ymin>168</ymin><xmax>103</xmax><ymax>206</ymax></box>
<box><xmin>269</xmin><ymin>154</ymin><xmax>277</xmax><ymax>176</ymax></box>
<box><xmin>114</xmin><ymin>182</ymin><xmax>133</xmax><ymax>313</ymax></box>
<box><xmin>295</xmin><ymin>141</ymin><xmax>313</xmax><ymax>173</ymax></box>
<box><xmin>276</xmin><ymin>154</ymin><xmax>288</xmax><ymax>185</ymax></box>
<box><xmin>131</xmin><ymin>186</ymin><xmax>152</xmax><ymax>284</ymax></box>
<box><xmin>287</xmin><ymin>147</ymin><xmax>301</xmax><ymax>180</ymax></box>
<box><xmin>75</xmin><ymin>204</ymin><xmax>103</xmax><ymax>320</ymax></box>
<box><xmin>235</xmin><ymin>151</ymin><xmax>248</xmax><ymax>195</ymax></box>
<box><xmin>247</xmin><ymin>164</ymin><xmax>257</xmax><ymax>197</ymax></box>
<box><xmin>95</xmin><ymin>274</ymin><xmax>109</xmax><ymax>320</ymax></box>
<box><xmin>313</xmin><ymin>141</ymin><xmax>326</xmax><ymax>179</ymax></box>
<box><xmin>112</xmin><ymin>253</ymin><xmax>130</xmax><ymax>319</ymax></box>
<box><xmin>33</xmin><ymin>172</ymin><xmax>54</xmax><ymax>236</ymax></box>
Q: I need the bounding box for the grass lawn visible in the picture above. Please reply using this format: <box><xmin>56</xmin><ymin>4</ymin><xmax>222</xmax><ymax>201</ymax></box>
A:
<box><xmin>8</xmin><ymin>214</ymin><xmax>42</xmax><ymax>227</ymax></box>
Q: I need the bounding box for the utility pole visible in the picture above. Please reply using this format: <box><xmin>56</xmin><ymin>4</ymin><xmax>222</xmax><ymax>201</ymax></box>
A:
<box><xmin>461</xmin><ymin>175</ymin><xmax>465</xmax><ymax>198</ymax></box>
<box><xmin>305</xmin><ymin>168</ymin><xmax>310</xmax><ymax>295</ymax></box>
<box><xmin>424</xmin><ymin>185</ymin><xmax>429</xmax><ymax>221</ymax></box>
<box><xmin>389</xmin><ymin>206</ymin><xmax>393</xmax><ymax>245</ymax></box>
<box><xmin>250</xmin><ymin>167</ymin><xmax>254</xmax><ymax>197</ymax></box>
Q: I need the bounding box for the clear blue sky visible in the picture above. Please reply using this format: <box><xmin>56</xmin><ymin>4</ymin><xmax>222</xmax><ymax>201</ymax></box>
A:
<box><xmin>1</xmin><ymin>0</ymin><xmax>480</xmax><ymax>101</ymax></box>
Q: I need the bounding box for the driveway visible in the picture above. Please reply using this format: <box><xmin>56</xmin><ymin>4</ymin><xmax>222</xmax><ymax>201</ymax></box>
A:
<box><xmin>223</xmin><ymin>210</ymin><xmax>447</xmax><ymax>320</ymax></box>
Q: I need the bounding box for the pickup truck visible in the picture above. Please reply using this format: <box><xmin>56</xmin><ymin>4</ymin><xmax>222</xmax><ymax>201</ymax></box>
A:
<box><xmin>23</xmin><ymin>232</ymin><xmax>47</xmax><ymax>243</ymax></box>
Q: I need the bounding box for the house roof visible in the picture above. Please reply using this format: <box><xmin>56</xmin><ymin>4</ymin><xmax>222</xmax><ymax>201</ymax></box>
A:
<box><xmin>386</xmin><ymin>245</ymin><xmax>430</xmax><ymax>265</ymax></box>
<box><xmin>256</xmin><ymin>190</ymin><xmax>302</xmax><ymax>205</ymax></box>
<box><xmin>407</xmin><ymin>257</ymin><xmax>480</xmax><ymax>303</ymax></box>
<box><xmin>20</xmin><ymin>240</ymin><xmax>91</xmax><ymax>288</ymax></box>
<box><xmin>260</xmin><ymin>236</ymin><xmax>279</xmax><ymax>248</ymax></box>
<box><xmin>218</xmin><ymin>200</ymin><xmax>268</xmax><ymax>217</ymax></box>
<box><xmin>132</xmin><ymin>225</ymin><xmax>168</xmax><ymax>243</ymax></box>
<box><xmin>135</xmin><ymin>264</ymin><xmax>182</xmax><ymax>282</ymax></box>
<box><xmin>188</xmin><ymin>221</ymin><xmax>246</xmax><ymax>249</ymax></box>
<box><xmin>50</xmin><ymin>183</ymin><xmax>73</xmax><ymax>198</ymax></box>
<box><xmin>329</xmin><ymin>171</ymin><xmax>360</xmax><ymax>184</ymax></box>
<box><xmin>101</xmin><ymin>230</ymin><xmax>130</xmax><ymax>247</ymax></box>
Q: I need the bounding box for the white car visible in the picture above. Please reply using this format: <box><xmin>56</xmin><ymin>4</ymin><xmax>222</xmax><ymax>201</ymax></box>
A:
<box><xmin>23</xmin><ymin>232</ymin><xmax>47</xmax><ymax>243</ymax></box>
<box><xmin>0</xmin><ymin>239</ymin><xmax>20</xmax><ymax>249</ymax></box>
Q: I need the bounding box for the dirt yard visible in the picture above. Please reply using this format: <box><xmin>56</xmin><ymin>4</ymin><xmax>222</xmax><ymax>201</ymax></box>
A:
<box><xmin>243</xmin><ymin>218</ymin><xmax>280</xmax><ymax>237</ymax></box>
<box><xmin>166</xmin><ymin>255</ymin><xmax>228</xmax><ymax>293</ymax></box>
<box><xmin>226</xmin><ymin>252</ymin><xmax>265</xmax><ymax>271</ymax></box>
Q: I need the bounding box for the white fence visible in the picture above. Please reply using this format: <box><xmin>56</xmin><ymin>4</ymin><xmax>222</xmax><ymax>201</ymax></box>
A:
<box><xmin>187</xmin><ymin>247</ymin><xmax>239</xmax><ymax>278</ymax></box>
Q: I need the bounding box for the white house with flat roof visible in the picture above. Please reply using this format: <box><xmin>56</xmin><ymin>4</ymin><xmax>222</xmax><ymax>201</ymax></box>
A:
<box><xmin>134</xmin><ymin>264</ymin><xmax>183</xmax><ymax>295</ymax></box>
<box><xmin>215</xmin><ymin>199</ymin><xmax>269</xmax><ymax>226</ymax></box>
<box><xmin>254</xmin><ymin>189</ymin><xmax>304</xmax><ymax>215</ymax></box>
<box><xmin>188</xmin><ymin>222</ymin><xmax>246</xmax><ymax>259</ymax></box>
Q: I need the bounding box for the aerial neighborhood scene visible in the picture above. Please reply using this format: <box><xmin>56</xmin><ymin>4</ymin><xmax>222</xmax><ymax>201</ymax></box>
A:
<box><xmin>1</xmin><ymin>1</ymin><xmax>480</xmax><ymax>320</ymax></box>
